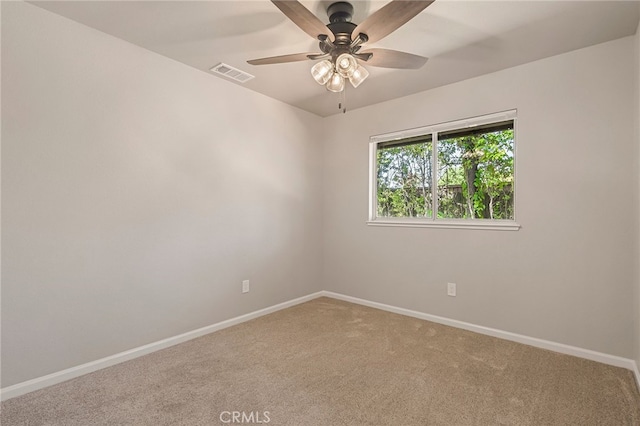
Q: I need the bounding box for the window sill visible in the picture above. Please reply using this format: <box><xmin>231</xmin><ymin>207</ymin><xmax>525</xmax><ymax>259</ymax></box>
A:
<box><xmin>367</xmin><ymin>218</ymin><xmax>521</xmax><ymax>231</ymax></box>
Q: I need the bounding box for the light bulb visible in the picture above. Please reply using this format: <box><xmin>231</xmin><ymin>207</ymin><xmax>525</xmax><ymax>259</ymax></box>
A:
<box><xmin>349</xmin><ymin>65</ymin><xmax>369</xmax><ymax>88</ymax></box>
<box><xmin>326</xmin><ymin>72</ymin><xmax>345</xmax><ymax>92</ymax></box>
<box><xmin>311</xmin><ymin>60</ymin><xmax>333</xmax><ymax>85</ymax></box>
<box><xmin>336</xmin><ymin>53</ymin><xmax>357</xmax><ymax>78</ymax></box>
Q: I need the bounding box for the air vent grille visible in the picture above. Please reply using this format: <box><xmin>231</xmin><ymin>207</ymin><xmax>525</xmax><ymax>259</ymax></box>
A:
<box><xmin>210</xmin><ymin>63</ymin><xmax>255</xmax><ymax>83</ymax></box>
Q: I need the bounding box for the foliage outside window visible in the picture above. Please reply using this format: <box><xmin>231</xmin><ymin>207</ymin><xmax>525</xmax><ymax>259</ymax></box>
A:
<box><xmin>369</xmin><ymin>111</ymin><xmax>518</xmax><ymax>230</ymax></box>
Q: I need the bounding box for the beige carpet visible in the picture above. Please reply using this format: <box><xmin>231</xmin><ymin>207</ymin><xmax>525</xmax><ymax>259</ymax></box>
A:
<box><xmin>2</xmin><ymin>297</ymin><xmax>639</xmax><ymax>425</ymax></box>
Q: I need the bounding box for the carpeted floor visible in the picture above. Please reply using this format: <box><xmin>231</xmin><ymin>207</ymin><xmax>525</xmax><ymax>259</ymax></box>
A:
<box><xmin>2</xmin><ymin>297</ymin><xmax>639</xmax><ymax>425</ymax></box>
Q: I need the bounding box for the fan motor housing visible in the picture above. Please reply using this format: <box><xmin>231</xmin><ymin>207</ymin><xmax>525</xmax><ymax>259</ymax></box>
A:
<box><xmin>327</xmin><ymin>2</ymin><xmax>356</xmax><ymax>44</ymax></box>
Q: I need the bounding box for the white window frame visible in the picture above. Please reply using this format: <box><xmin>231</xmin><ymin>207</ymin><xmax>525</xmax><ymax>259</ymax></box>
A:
<box><xmin>368</xmin><ymin>110</ymin><xmax>520</xmax><ymax>231</ymax></box>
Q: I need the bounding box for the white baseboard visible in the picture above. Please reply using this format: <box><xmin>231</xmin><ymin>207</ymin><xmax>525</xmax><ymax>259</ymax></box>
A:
<box><xmin>3</xmin><ymin>290</ymin><xmax>638</xmax><ymax>401</ymax></box>
<box><xmin>0</xmin><ymin>292</ymin><xmax>324</xmax><ymax>401</ymax></box>
<box><xmin>320</xmin><ymin>291</ymin><xmax>640</xmax><ymax>378</ymax></box>
<box><xmin>633</xmin><ymin>360</ymin><xmax>640</xmax><ymax>393</ymax></box>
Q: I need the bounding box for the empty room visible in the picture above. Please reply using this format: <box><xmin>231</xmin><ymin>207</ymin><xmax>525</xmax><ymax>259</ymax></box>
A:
<box><xmin>2</xmin><ymin>0</ymin><xmax>640</xmax><ymax>424</ymax></box>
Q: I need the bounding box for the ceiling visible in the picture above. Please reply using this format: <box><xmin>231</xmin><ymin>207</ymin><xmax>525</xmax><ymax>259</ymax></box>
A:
<box><xmin>30</xmin><ymin>1</ymin><xmax>640</xmax><ymax>117</ymax></box>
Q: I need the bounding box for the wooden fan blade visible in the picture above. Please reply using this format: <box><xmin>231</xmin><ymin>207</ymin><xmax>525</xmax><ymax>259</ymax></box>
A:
<box><xmin>360</xmin><ymin>48</ymin><xmax>428</xmax><ymax>69</ymax></box>
<box><xmin>247</xmin><ymin>52</ymin><xmax>317</xmax><ymax>66</ymax></box>
<box><xmin>352</xmin><ymin>0</ymin><xmax>434</xmax><ymax>44</ymax></box>
<box><xmin>272</xmin><ymin>0</ymin><xmax>334</xmax><ymax>42</ymax></box>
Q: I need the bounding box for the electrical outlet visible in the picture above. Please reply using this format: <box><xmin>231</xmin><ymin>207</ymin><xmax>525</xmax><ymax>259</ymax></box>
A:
<box><xmin>242</xmin><ymin>280</ymin><xmax>250</xmax><ymax>294</ymax></box>
<box><xmin>447</xmin><ymin>282</ymin><xmax>456</xmax><ymax>297</ymax></box>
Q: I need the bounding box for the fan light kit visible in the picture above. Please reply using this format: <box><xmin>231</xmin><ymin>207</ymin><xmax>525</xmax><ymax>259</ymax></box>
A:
<box><xmin>311</xmin><ymin>55</ymin><xmax>366</xmax><ymax>91</ymax></box>
<box><xmin>248</xmin><ymin>0</ymin><xmax>432</xmax><ymax>112</ymax></box>
<box><xmin>311</xmin><ymin>53</ymin><xmax>370</xmax><ymax>92</ymax></box>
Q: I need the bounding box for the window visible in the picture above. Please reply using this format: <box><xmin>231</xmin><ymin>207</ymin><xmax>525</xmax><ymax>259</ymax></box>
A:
<box><xmin>368</xmin><ymin>110</ymin><xmax>519</xmax><ymax>230</ymax></box>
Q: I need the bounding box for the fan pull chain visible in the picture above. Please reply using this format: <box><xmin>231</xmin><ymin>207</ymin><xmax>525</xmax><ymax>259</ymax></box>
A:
<box><xmin>338</xmin><ymin>86</ymin><xmax>347</xmax><ymax>114</ymax></box>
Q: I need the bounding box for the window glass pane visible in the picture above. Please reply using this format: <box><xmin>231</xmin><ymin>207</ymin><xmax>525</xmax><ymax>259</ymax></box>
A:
<box><xmin>437</xmin><ymin>123</ymin><xmax>514</xmax><ymax>219</ymax></box>
<box><xmin>376</xmin><ymin>137</ymin><xmax>433</xmax><ymax>218</ymax></box>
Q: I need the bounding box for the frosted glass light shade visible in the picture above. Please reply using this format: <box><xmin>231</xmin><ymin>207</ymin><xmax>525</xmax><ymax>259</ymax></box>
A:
<box><xmin>311</xmin><ymin>60</ymin><xmax>333</xmax><ymax>85</ymax></box>
<box><xmin>349</xmin><ymin>65</ymin><xmax>369</xmax><ymax>88</ymax></box>
<box><xmin>326</xmin><ymin>72</ymin><xmax>345</xmax><ymax>92</ymax></box>
<box><xmin>336</xmin><ymin>53</ymin><xmax>357</xmax><ymax>78</ymax></box>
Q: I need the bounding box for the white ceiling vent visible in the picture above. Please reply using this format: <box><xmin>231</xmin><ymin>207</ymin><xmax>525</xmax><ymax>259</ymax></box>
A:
<box><xmin>209</xmin><ymin>63</ymin><xmax>255</xmax><ymax>83</ymax></box>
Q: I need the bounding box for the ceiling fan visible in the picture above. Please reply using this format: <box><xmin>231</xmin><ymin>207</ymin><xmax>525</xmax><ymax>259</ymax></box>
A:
<box><xmin>247</xmin><ymin>0</ymin><xmax>433</xmax><ymax>94</ymax></box>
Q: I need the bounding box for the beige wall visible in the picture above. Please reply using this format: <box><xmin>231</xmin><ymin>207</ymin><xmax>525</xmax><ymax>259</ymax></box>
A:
<box><xmin>635</xmin><ymin>18</ymin><xmax>640</xmax><ymax>371</ymax></box>
<box><xmin>1</xmin><ymin>2</ymin><xmax>324</xmax><ymax>387</ymax></box>
<box><xmin>322</xmin><ymin>36</ymin><xmax>637</xmax><ymax>358</ymax></box>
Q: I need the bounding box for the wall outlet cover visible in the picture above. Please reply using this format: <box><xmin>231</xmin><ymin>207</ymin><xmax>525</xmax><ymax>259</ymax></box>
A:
<box><xmin>447</xmin><ymin>282</ymin><xmax>456</xmax><ymax>297</ymax></box>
